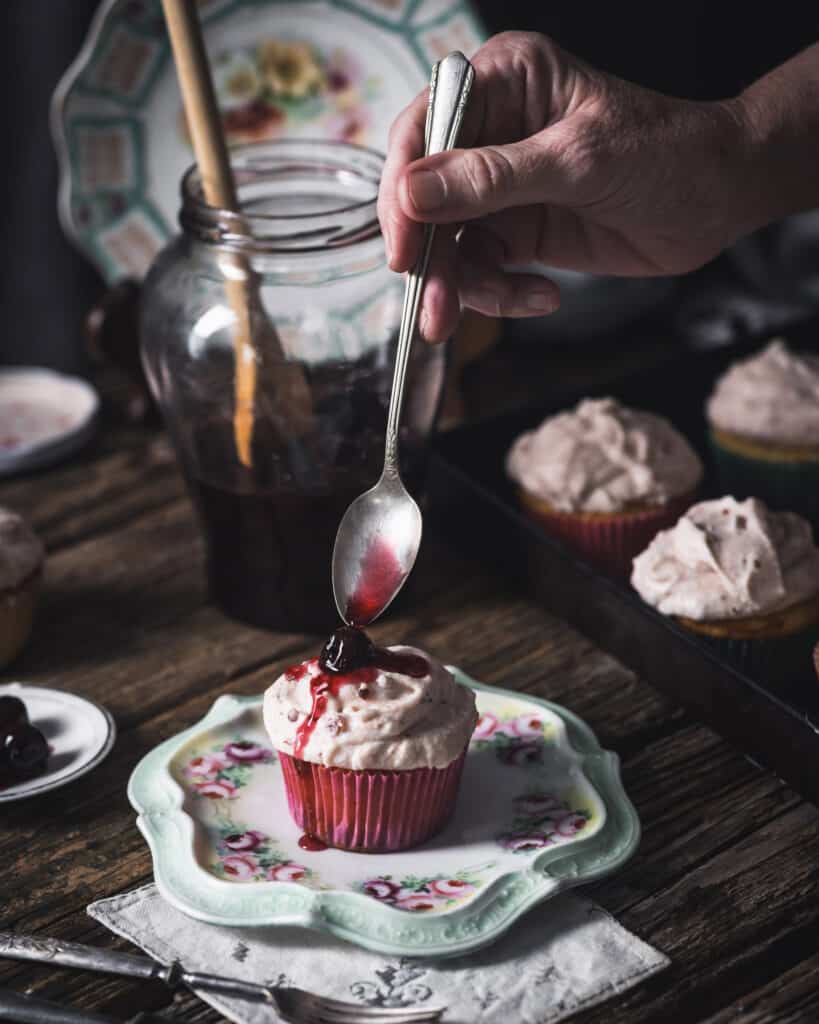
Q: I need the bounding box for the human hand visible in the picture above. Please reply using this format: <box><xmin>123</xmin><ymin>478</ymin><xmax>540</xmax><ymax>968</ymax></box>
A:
<box><xmin>378</xmin><ymin>31</ymin><xmax>754</xmax><ymax>342</ymax></box>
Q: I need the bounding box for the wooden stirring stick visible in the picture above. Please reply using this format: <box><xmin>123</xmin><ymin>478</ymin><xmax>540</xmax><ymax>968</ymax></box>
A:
<box><xmin>162</xmin><ymin>0</ymin><xmax>313</xmax><ymax>468</ymax></box>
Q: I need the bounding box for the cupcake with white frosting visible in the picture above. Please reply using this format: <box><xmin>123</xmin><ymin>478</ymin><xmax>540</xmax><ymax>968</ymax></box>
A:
<box><xmin>0</xmin><ymin>507</ymin><xmax>44</xmax><ymax>669</ymax></box>
<box><xmin>706</xmin><ymin>339</ymin><xmax>819</xmax><ymax>524</ymax></box>
<box><xmin>632</xmin><ymin>496</ymin><xmax>819</xmax><ymax>680</ymax></box>
<box><xmin>264</xmin><ymin>627</ymin><xmax>477</xmax><ymax>852</ymax></box>
<box><xmin>506</xmin><ymin>397</ymin><xmax>703</xmax><ymax>576</ymax></box>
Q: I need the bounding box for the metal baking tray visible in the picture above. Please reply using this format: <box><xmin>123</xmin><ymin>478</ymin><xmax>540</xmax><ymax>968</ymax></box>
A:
<box><xmin>428</xmin><ymin>318</ymin><xmax>819</xmax><ymax>805</ymax></box>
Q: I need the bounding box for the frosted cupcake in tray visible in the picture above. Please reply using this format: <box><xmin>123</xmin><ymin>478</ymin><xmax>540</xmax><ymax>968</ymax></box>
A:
<box><xmin>264</xmin><ymin>627</ymin><xmax>477</xmax><ymax>852</ymax></box>
<box><xmin>706</xmin><ymin>339</ymin><xmax>819</xmax><ymax>524</ymax></box>
<box><xmin>505</xmin><ymin>397</ymin><xmax>703</xmax><ymax>576</ymax></box>
<box><xmin>632</xmin><ymin>496</ymin><xmax>819</xmax><ymax>681</ymax></box>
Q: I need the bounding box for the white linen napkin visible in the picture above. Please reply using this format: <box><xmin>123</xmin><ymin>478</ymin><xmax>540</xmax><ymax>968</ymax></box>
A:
<box><xmin>88</xmin><ymin>885</ymin><xmax>667</xmax><ymax>1024</ymax></box>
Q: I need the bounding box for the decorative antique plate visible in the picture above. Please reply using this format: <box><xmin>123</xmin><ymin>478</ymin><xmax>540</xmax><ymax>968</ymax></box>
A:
<box><xmin>51</xmin><ymin>0</ymin><xmax>485</xmax><ymax>284</ymax></box>
<box><xmin>128</xmin><ymin>669</ymin><xmax>639</xmax><ymax>957</ymax></box>
<box><xmin>0</xmin><ymin>683</ymin><xmax>116</xmax><ymax>803</ymax></box>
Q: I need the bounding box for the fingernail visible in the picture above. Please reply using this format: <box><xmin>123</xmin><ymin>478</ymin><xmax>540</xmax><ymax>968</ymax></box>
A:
<box><xmin>408</xmin><ymin>170</ymin><xmax>446</xmax><ymax>212</ymax></box>
<box><xmin>526</xmin><ymin>288</ymin><xmax>558</xmax><ymax>313</ymax></box>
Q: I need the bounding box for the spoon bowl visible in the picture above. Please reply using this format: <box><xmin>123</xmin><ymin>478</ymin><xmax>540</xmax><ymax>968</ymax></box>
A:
<box><xmin>332</xmin><ymin>472</ymin><xmax>422</xmax><ymax>626</ymax></box>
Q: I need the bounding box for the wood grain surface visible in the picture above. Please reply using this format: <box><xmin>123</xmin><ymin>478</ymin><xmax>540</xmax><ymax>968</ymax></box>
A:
<box><xmin>0</xmin><ymin>394</ymin><xmax>817</xmax><ymax>1024</ymax></box>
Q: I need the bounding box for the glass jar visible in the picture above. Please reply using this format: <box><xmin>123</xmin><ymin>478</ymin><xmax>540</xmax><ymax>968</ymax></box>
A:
<box><xmin>141</xmin><ymin>141</ymin><xmax>446</xmax><ymax>633</ymax></box>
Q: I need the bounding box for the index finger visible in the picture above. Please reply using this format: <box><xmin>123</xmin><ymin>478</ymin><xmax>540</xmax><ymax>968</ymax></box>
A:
<box><xmin>378</xmin><ymin>90</ymin><xmax>428</xmax><ymax>272</ymax></box>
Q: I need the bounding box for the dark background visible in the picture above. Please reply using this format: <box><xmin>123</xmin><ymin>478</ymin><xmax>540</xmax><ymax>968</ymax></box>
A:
<box><xmin>1</xmin><ymin>0</ymin><xmax>816</xmax><ymax>372</ymax></box>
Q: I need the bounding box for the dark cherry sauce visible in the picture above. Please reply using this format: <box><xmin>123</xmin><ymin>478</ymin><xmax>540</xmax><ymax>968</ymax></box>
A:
<box><xmin>372</xmin><ymin>647</ymin><xmax>429</xmax><ymax>678</ymax></box>
<box><xmin>318</xmin><ymin>625</ymin><xmax>428</xmax><ymax>679</ymax></box>
<box><xmin>298</xmin><ymin>833</ymin><xmax>328</xmax><ymax>852</ymax></box>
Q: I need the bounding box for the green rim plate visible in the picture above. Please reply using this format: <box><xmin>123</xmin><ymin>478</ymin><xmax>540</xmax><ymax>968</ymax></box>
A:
<box><xmin>128</xmin><ymin>668</ymin><xmax>640</xmax><ymax>957</ymax></box>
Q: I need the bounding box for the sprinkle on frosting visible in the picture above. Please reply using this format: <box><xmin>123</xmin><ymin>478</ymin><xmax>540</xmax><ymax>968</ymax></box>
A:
<box><xmin>505</xmin><ymin>397</ymin><xmax>702</xmax><ymax>513</ymax></box>
<box><xmin>263</xmin><ymin>647</ymin><xmax>477</xmax><ymax>771</ymax></box>
<box><xmin>631</xmin><ymin>496</ymin><xmax>819</xmax><ymax>620</ymax></box>
<box><xmin>0</xmin><ymin>507</ymin><xmax>43</xmax><ymax>591</ymax></box>
<box><xmin>706</xmin><ymin>339</ymin><xmax>819</xmax><ymax>445</ymax></box>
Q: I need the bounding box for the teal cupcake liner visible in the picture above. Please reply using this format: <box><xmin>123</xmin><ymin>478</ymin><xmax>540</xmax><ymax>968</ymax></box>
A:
<box><xmin>708</xmin><ymin>432</ymin><xmax>819</xmax><ymax>528</ymax></box>
<box><xmin>690</xmin><ymin>623</ymin><xmax>819</xmax><ymax>686</ymax></box>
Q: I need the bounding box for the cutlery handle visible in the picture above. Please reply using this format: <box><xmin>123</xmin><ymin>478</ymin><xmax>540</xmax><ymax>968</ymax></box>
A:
<box><xmin>0</xmin><ymin>989</ymin><xmax>117</xmax><ymax>1024</ymax></box>
<box><xmin>178</xmin><ymin>971</ymin><xmax>273</xmax><ymax>1003</ymax></box>
<box><xmin>384</xmin><ymin>51</ymin><xmax>474</xmax><ymax>472</ymax></box>
<box><xmin>0</xmin><ymin>933</ymin><xmax>272</xmax><ymax>1006</ymax></box>
<box><xmin>0</xmin><ymin>932</ymin><xmax>161</xmax><ymax>983</ymax></box>
<box><xmin>424</xmin><ymin>50</ymin><xmax>474</xmax><ymax>160</ymax></box>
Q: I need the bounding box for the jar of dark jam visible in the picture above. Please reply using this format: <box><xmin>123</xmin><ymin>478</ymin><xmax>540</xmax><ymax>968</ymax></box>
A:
<box><xmin>141</xmin><ymin>141</ymin><xmax>445</xmax><ymax>632</ymax></box>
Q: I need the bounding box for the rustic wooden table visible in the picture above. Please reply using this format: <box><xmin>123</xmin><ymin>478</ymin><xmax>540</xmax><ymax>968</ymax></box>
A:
<box><xmin>1</xmin><ymin>358</ymin><xmax>818</xmax><ymax>1024</ymax></box>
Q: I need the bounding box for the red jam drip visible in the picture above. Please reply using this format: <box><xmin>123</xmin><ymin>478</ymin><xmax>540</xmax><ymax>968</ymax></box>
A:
<box><xmin>345</xmin><ymin>537</ymin><xmax>405</xmax><ymax>625</ymax></box>
<box><xmin>288</xmin><ymin>659</ymin><xmax>378</xmax><ymax>759</ymax></box>
<box><xmin>298</xmin><ymin>833</ymin><xmax>328</xmax><ymax>852</ymax></box>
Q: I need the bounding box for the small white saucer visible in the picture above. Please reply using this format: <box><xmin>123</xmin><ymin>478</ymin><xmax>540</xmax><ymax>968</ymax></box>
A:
<box><xmin>0</xmin><ymin>368</ymin><xmax>100</xmax><ymax>476</ymax></box>
<box><xmin>0</xmin><ymin>682</ymin><xmax>116</xmax><ymax>803</ymax></box>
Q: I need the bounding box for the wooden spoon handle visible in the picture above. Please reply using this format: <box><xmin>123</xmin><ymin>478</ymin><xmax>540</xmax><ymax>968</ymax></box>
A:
<box><xmin>161</xmin><ymin>0</ymin><xmax>236</xmax><ymax>209</ymax></box>
<box><xmin>161</xmin><ymin>0</ymin><xmax>257</xmax><ymax>467</ymax></box>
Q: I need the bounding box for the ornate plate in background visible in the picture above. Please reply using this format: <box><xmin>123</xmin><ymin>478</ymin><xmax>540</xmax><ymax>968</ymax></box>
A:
<box><xmin>128</xmin><ymin>668</ymin><xmax>640</xmax><ymax>957</ymax></box>
<box><xmin>51</xmin><ymin>0</ymin><xmax>485</xmax><ymax>284</ymax></box>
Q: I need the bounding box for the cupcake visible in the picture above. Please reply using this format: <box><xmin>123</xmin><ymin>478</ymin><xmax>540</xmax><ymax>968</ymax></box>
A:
<box><xmin>632</xmin><ymin>496</ymin><xmax>819</xmax><ymax>681</ymax></box>
<box><xmin>263</xmin><ymin>627</ymin><xmax>477</xmax><ymax>852</ymax></box>
<box><xmin>505</xmin><ymin>397</ymin><xmax>703</xmax><ymax>576</ymax></box>
<box><xmin>0</xmin><ymin>508</ymin><xmax>44</xmax><ymax>669</ymax></box>
<box><xmin>706</xmin><ymin>339</ymin><xmax>819</xmax><ymax>524</ymax></box>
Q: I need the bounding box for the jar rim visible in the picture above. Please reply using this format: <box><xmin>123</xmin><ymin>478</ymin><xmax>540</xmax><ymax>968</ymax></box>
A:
<box><xmin>179</xmin><ymin>139</ymin><xmax>385</xmax><ymax>253</ymax></box>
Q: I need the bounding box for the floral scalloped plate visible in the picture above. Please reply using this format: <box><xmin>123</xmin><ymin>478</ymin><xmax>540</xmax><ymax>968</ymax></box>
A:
<box><xmin>128</xmin><ymin>668</ymin><xmax>640</xmax><ymax>958</ymax></box>
<box><xmin>51</xmin><ymin>0</ymin><xmax>485</xmax><ymax>284</ymax></box>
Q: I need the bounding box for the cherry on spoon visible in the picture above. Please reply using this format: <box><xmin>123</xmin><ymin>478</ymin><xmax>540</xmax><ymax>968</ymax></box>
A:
<box><xmin>331</xmin><ymin>51</ymin><xmax>474</xmax><ymax>627</ymax></box>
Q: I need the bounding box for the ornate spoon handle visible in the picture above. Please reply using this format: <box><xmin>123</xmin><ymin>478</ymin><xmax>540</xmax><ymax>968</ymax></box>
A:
<box><xmin>383</xmin><ymin>50</ymin><xmax>474</xmax><ymax>474</ymax></box>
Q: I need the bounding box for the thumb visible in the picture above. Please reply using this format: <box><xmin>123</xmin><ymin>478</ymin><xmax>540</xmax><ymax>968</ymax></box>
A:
<box><xmin>397</xmin><ymin>137</ymin><xmax>565</xmax><ymax>223</ymax></box>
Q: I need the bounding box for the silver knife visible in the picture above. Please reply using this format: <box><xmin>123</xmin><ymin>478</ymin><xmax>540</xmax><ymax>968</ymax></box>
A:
<box><xmin>0</xmin><ymin>932</ymin><xmax>274</xmax><ymax>1005</ymax></box>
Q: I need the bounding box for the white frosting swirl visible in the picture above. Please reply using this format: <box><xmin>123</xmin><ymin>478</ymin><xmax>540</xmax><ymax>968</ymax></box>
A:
<box><xmin>0</xmin><ymin>507</ymin><xmax>43</xmax><ymax>590</ymax></box>
<box><xmin>263</xmin><ymin>648</ymin><xmax>477</xmax><ymax>770</ymax></box>
<box><xmin>505</xmin><ymin>397</ymin><xmax>702</xmax><ymax>513</ymax></box>
<box><xmin>631</xmin><ymin>496</ymin><xmax>819</xmax><ymax>620</ymax></box>
<box><xmin>706</xmin><ymin>339</ymin><xmax>819</xmax><ymax>445</ymax></box>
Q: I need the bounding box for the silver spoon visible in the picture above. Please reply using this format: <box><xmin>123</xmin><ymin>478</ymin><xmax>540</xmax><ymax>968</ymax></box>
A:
<box><xmin>332</xmin><ymin>50</ymin><xmax>474</xmax><ymax>626</ymax></box>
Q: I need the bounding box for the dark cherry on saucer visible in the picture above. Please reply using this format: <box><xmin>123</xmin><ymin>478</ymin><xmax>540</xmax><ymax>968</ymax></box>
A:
<box><xmin>1</xmin><ymin>723</ymin><xmax>49</xmax><ymax>782</ymax></box>
<box><xmin>0</xmin><ymin>696</ymin><xmax>28</xmax><ymax>734</ymax></box>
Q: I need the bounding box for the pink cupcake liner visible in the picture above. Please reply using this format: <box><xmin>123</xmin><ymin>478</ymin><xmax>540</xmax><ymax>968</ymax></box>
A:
<box><xmin>522</xmin><ymin>489</ymin><xmax>696</xmax><ymax>578</ymax></box>
<box><xmin>278</xmin><ymin>749</ymin><xmax>467</xmax><ymax>852</ymax></box>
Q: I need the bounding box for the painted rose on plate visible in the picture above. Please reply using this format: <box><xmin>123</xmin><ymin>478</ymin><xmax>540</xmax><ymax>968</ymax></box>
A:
<box><xmin>470</xmin><ymin>708</ymin><xmax>553</xmax><ymax>766</ymax></box>
<box><xmin>359</xmin><ymin>869</ymin><xmax>488</xmax><ymax>913</ymax></box>
<box><xmin>497</xmin><ymin>791</ymin><xmax>590</xmax><ymax>853</ymax></box>
<box><xmin>209</xmin><ymin>827</ymin><xmax>318</xmax><ymax>887</ymax></box>
<box><xmin>181</xmin><ymin>737</ymin><xmax>275</xmax><ymax>800</ymax></box>
<box><xmin>179</xmin><ymin>38</ymin><xmax>381</xmax><ymax>146</ymax></box>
